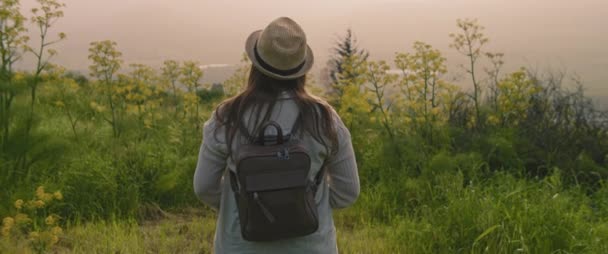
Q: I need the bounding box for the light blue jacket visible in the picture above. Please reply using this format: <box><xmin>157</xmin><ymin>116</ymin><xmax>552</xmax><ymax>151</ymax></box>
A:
<box><xmin>194</xmin><ymin>92</ymin><xmax>360</xmax><ymax>253</ymax></box>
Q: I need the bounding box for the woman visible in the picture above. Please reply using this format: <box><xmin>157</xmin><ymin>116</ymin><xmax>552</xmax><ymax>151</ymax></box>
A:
<box><xmin>193</xmin><ymin>17</ymin><xmax>359</xmax><ymax>253</ymax></box>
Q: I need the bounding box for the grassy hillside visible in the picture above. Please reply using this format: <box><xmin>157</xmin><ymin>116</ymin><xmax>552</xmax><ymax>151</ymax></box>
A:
<box><xmin>1</xmin><ymin>1</ymin><xmax>608</xmax><ymax>253</ymax></box>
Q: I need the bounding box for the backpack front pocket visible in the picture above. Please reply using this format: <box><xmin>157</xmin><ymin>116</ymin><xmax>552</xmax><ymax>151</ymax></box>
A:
<box><xmin>244</xmin><ymin>187</ymin><xmax>319</xmax><ymax>241</ymax></box>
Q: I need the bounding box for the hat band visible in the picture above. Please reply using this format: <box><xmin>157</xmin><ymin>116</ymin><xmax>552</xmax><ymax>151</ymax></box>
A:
<box><xmin>254</xmin><ymin>41</ymin><xmax>306</xmax><ymax>76</ymax></box>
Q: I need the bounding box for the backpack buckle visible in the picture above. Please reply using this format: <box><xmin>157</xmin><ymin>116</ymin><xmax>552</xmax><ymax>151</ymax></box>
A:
<box><xmin>277</xmin><ymin>148</ymin><xmax>290</xmax><ymax>160</ymax></box>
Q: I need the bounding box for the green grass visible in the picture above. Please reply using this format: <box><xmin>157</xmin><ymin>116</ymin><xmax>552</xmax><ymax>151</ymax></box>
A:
<box><xmin>3</xmin><ymin>172</ymin><xmax>606</xmax><ymax>254</ymax></box>
<box><xmin>0</xmin><ymin>212</ymin><xmax>401</xmax><ymax>254</ymax></box>
<box><xmin>2</xmin><ymin>212</ymin><xmax>216</xmax><ymax>254</ymax></box>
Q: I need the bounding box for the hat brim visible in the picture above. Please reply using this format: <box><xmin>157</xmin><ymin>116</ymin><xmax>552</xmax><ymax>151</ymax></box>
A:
<box><xmin>245</xmin><ymin>30</ymin><xmax>314</xmax><ymax>81</ymax></box>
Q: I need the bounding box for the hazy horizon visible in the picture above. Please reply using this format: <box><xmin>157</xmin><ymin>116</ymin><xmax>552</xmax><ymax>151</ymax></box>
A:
<box><xmin>15</xmin><ymin>0</ymin><xmax>608</xmax><ymax>100</ymax></box>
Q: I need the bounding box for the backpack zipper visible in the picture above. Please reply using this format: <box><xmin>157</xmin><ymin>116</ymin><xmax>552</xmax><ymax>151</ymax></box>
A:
<box><xmin>253</xmin><ymin>192</ymin><xmax>276</xmax><ymax>223</ymax></box>
<box><xmin>277</xmin><ymin>147</ymin><xmax>290</xmax><ymax>160</ymax></box>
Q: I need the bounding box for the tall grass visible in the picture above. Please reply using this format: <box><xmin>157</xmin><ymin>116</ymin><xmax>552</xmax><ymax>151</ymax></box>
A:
<box><xmin>335</xmin><ymin>170</ymin><xmax>608</xmax><ymax>253</ymax></box>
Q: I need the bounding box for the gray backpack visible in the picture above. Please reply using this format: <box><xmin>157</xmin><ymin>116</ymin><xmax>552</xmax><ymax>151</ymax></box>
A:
<box><xmin>229</xmin><ymin>120</ymin><xmax>325</xmax><ymax>241</ymax></box>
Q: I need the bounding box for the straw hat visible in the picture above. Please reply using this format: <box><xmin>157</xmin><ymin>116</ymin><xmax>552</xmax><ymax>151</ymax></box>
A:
<box><xmin>245</xmin><ymin>17</ymin><xmax>314</xmax><ymax>80</ymax></box>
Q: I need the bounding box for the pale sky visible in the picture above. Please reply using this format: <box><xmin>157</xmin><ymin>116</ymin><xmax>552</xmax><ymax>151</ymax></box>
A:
<box><xmin>16</xmin><ymin>0</ymin><xmax>608</xmax><ymax>98</ymax></box>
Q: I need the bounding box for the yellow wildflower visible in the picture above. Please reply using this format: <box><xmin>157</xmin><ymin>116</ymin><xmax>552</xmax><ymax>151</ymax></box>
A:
<box><xmin>14</xmin><ymin>199</ymin><xmax>24</xmax><ymax>209</ymax></box>
<box><xmin>144</xmin><ymin>118</ymin><xmax>153</xmax><ymax>129</ymax></box>
<box><xmin>126</xmin><ymin>105</ymin><xmax>138</xmax><ymax>115</ymax></box>
<box><xmin>25</xmin><ymin>200</ymin><xmax>38</xmax><ymax>209</ymax></box>
<box><xmin>36</xmin><ymin>186</ymin><xmax>45</xmax><ymax>199</ymax></box>
<box><xmin>68</xmin><ymin>80</ymin><xmax>80</xmax><ymax>90</ymax></box>
<box><xmin>51</xmin><ymin>226</ymin><xmax>63</xmax><ymax>235</ymax></box>
<box><xmin>90</xmin><ymin>101</ymin><xmax>106</xmax><ymax>112</ymax></box>
<box><xmin>54</xmin><ymin>100</ymin><xmax>65</xmax><ymax>107</ymax></box>
<box><xmin>15</xmin><ymin>213</ymin><xmax>30</xmax><ymax>224</ymax></box>
<box><xmin>45</xmin><ymin>215</ymin><xmax>56</xmax><ymax>225</ymax></box>
<box><xmin>51</xmin><ymin>235</ymin><xmax>59</xmax><ymax>244</ymax></box>
<box><xmin>1</xmin><ymin>226</ymin><xmax>10</xmax><ymax>237</ymax></box>
<box><xmin>2</xmin><ymin>217</ymin><xmax>14</xmax><ymax>227</ymax></box>
<box><xmin>430</xmin><ymin>107</ymin><xmax>442</xmax><ymax>116</ymax></box>
<box><xmin>29</xmin><ymin>231</ymin><xmax>39</xmax><ymax>239</ymax></box>
<box><xmin>487</xmin><ymin>115</ymin><xmax>500</xmax><ymax>125</ymax></box>
<box><xmin>34</xmin><ymin>200</ymin><xmax>45</xmax><ymax>208</ymax></box>
<box><xmin>53</xmin><ymin>191</ymin><xmax>63</xmax><ymax>200</ymax></box>
<box><xmin>42</xmin><ymin>193</ymin><xmax>54</xmax><ymax>202</ymax></box>
<box><xmin>13</xmin><ymin>72</ymin><xmax>25</xmax><ymax>81</ymax></box>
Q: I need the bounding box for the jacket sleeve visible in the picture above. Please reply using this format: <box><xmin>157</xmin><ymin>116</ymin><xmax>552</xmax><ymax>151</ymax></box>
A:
<box><xmin>325</xmin><ymin>114</ymin><xmax>360</xmax><ymax>209</ymax></box>
<box><xmin>193</xmin><ymin>115</ymin><xmax>228</xmax><ymax>210</ymax></box>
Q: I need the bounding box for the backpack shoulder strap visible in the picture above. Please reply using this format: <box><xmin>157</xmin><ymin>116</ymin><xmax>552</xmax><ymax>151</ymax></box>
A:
<box><xmin>311</xmin><ymin>160</ymin><xmax>327</xmax><ymax>194</ymax></box>
<box><xmin>229</xmin><ymin>169</ymin><xmax>239</xmax><ymax>194</ymax></box>
<box><xmin>290</xmin><ymin>114</ymin><xmax>302</xmax><ymax>137</ymax></box>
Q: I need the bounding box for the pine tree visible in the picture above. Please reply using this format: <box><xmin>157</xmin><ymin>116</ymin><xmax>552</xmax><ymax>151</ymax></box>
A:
<box><xmin>323</xmin><ymin>28</ymin><xmax>369</xmax><ymax>107</ymax></box>
<box><xmin>328</xmin><ymin>29</ymin><xmax>369</xmax><ymax>85</ymax></box>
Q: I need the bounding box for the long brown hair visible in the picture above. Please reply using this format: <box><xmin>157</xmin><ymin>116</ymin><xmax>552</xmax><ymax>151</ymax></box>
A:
<box><xmin>214</xmin><ymin>66</ymin><xmax>338</xmax><ymax>157</ymax></box>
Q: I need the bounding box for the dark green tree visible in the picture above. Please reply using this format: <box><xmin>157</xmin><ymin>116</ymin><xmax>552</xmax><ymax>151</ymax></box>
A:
<box><xmin>324</xmin><ymin>28</ymin><xmax>369</xmax><ymax>108</ymax></box>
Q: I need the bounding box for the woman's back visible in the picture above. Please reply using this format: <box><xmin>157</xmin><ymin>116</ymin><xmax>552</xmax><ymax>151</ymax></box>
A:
<box><xmin>193</xmin><ymin>17</ymin><xmax>359</xmax><ymax>254</ymax></box>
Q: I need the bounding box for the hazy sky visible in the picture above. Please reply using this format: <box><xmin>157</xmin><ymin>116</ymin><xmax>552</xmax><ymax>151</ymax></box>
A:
<box><xmin>16</xmin><ymin>0</ymin><xmax>608</xmax><ymax>97</ymax></box>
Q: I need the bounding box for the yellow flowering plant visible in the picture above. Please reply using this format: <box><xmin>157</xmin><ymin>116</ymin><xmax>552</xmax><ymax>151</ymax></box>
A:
<box><xmin>394</xmin><ymin>41</ymin><xmax>457</xmax><ymax>138</ymax></box>
<box><xmin>2</xmin><ymin>186</ymin><xmax>65</xmax><ymax>253</ymax></box>
<box><xmin>490</xmin><ymin>69</ymin><xmax>541</xmax><ymax>127</ymax></box>
<box><xmin>39</xmin><ymin>67</ymin><xmax>94</xmax><ymax>141</ymax></box>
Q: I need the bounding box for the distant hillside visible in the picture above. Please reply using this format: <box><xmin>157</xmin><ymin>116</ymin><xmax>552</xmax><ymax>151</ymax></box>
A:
<box><xmin>39</xmin><ymin>64</ymin><xmax>239</xmax><ymax>86</ymax></box>
<box><xmin>201</xmin><ymin>65</ymin><xmax>239</xmax><ymax>85</ymax></box>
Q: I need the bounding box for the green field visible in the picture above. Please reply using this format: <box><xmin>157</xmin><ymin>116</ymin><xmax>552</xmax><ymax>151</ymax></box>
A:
<box><xmin>2</xmin><ymin>0</ymin><xmax>608</xmax><ymax>253</ymax></box>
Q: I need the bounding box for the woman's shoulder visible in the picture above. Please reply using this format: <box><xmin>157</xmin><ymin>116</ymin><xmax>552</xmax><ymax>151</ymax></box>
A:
<box><xmin>308</xmin><ymin>95</ymin><xmax>336</xmax><ymax>116</ymax></box>
<box><xmin>307</xmin><ymin>96</ymin><xmax>349</xmax><ymax>136</ymax></box>
<box><xmin>202</xmin><ymin>109</ymin><xmax>227</xmax><ymax>144</ymax></box>
<box><xmin>204</xmin><ymin>100</ymin><xmax>232</xmax><ymax>129</ymax></box>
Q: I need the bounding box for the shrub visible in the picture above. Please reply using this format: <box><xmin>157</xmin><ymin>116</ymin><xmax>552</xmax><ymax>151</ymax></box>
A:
<box><xmin>1</xmin><ymin>186</ymin><xmax>64</xmax><ymax>253</ymax></box>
